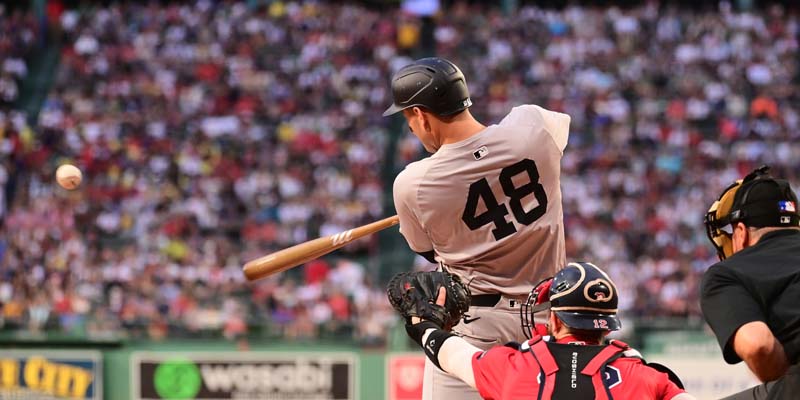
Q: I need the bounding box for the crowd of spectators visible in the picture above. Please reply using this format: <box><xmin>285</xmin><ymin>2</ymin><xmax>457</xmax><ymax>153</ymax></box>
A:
<box><xmin>1</xmin><ymin>5</ymin><xmax>41</xmax><ymax>341</ymax></box>
<box><xmin>2</xmin><ymin>1</ymin><xmax>405</xmax><ymax>343</ymax></box>
<box><xmin>0</xmin><ymin>6</ymin><xmax>40</xmax><ymax>224</ymax></box>
<box><xmin>427</xmin><ymin>1</ymin><xmax>800</xmax><ymax>328</ymax></box>
<box><xmin>1</xmin><ymin>1</ymin><xmax>799</xmax><ymax>343</ymax></box>
<box><xmin>0</xmin><ymin>6</ymin><xmax>37</xmax><ymax>110</ymax></box>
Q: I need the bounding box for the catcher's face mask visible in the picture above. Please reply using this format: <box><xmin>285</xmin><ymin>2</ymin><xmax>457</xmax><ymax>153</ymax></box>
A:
<box><xmin>520</xmin><ymin>277</ymin><xmax>552</xmax><ymax>340</ymax></box>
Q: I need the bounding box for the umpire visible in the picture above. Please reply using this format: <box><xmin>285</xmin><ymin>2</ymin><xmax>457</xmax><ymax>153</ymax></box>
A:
<box><xmin>702</xmin><ymin>165</ymin><xmax>800</xmax><ymax>399</ymax></box>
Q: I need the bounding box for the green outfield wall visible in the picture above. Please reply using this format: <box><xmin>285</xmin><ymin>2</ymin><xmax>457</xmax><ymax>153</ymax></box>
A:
<box><xmin>0</xmin><ymin>330</ymin><xmax>763</xmax><ymax>399</ymax></box>
<box><xmin>0</xmin><ymin>337</ymin><xmax>415</xmax><ymax>400</ymax></box>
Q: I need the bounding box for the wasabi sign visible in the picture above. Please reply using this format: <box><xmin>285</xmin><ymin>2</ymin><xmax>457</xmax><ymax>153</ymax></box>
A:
<box><xmin>0</xmin><ymin>350</ymin><xmax>102</xmax><ymax>399</ymax></box>
<box><xmin>132</xmin><ymin>352</ymin><xmax>356</xmax><ymax>399</ymax></box>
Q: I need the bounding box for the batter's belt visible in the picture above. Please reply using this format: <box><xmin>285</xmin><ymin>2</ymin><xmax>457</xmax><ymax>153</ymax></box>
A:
<box><xmin>471</xmin><ymin>294</ymin><xmax>501</xmax><ymax>307</ymax></box>
<box><xmin>471</xmin><ymin>293</ymin><xmax>530</xmax><ymax>308</ymax></box>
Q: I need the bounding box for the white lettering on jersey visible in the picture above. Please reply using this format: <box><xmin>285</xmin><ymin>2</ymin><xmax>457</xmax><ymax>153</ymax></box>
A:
<box><xmin>571</xmin><ymin>352</ymin><xmax>578</xmax><ymax>388</ymax></box>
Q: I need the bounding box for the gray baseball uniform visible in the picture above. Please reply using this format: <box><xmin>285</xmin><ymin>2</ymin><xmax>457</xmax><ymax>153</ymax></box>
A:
<box><xmin>393</xmin><ymin>104</ymin><xmax>570</xmax><ymax>399</ymax></box>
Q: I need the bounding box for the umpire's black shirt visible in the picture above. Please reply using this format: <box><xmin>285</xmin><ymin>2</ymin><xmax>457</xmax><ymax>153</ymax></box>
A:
<box><xmin>701</xmin><ymin>229</ymin><xmax>800</xmax><ymax>365</ymax></box>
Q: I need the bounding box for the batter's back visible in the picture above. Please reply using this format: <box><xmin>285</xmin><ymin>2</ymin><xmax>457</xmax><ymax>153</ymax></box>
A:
<box><xmin>393</xmin><ymin>104</ymin><xmax>570</xmax><ymax>297</ymax></box>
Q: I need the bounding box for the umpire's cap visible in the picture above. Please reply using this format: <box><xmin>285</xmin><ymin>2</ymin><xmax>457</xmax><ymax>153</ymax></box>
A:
<box><xmin>382</xmin><ymin>57</ymin><xmax>472</xmax><ymax>117</ymax></box>
<box><xmin>550</xmin><ymin>262</ymin><xmax>621</xmax><ymax>331</ymax></box>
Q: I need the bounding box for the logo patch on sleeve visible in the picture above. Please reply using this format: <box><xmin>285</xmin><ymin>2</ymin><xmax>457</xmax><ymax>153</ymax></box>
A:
<box><xmin>603</xmin><ymin>365</ymin><xmax>622</xmax><ymax>388</ymax></box>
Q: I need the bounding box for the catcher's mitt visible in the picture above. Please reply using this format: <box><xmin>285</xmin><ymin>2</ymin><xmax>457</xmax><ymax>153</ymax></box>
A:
<box><xmin>386</xmin><ymin>271</ymin><xmax>471</xmax><ymax>330</ymax></box>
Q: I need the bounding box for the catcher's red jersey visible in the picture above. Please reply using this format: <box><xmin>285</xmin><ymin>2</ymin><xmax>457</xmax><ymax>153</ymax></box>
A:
<box><xmin>471</xmin><ymin>337</ymin><xmax>686</xmax><ymax>400</ymax></box>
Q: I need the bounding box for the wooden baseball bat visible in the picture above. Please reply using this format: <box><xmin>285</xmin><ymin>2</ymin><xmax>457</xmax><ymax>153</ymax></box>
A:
<box><xmin>243</xmin><ymin>215</ymin><xmax>400</xmax><ymax>281</ymax></box>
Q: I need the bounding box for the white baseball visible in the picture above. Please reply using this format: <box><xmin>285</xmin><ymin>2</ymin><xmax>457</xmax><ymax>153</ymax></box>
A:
<box><xmin>56</xmin><ymin>164</ymin><xmax>82</xmax><ymax>190</ymax></box>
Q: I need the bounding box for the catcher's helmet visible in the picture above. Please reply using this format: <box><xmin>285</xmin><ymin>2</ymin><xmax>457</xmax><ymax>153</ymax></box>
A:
<box><xmin>704</xmin><ymin>165</ymin><xmax>800</xmax><ymax>260</ymax></box>
<box><xmin>521</xmin><ymin>262</ymin><xmax>620</xmax><ymax>337</ymax></box>
<box><xmin>382</xmin><ymin>57</ymin><xmax>472</xmax><ymax>117</ymax></box>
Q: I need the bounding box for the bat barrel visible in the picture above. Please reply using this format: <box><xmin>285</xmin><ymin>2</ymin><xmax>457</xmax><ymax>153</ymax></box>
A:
<box><xmin>243</xmin><ymin>215</ymin><xmax>399</xmax><ymax>281</ymax></box>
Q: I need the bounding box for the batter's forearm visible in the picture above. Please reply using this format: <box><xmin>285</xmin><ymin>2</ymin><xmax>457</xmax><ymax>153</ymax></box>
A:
<box><xmin>421</xmin><ymin>329</ymin><xmax>481</xmax><ymax>389</ymax></box>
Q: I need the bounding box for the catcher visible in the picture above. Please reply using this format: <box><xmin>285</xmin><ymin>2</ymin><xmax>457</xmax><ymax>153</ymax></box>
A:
<box><xmin>387</xmin><ymin>263</ymin><xmax>697</xmax><ymax>400</ymax></box>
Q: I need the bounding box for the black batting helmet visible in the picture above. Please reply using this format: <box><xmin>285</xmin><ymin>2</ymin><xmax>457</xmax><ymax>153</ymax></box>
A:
<box><xmin>382</xmin><ymin>57</ymin><xmax>472</xmax><ymax>117</ymax></box>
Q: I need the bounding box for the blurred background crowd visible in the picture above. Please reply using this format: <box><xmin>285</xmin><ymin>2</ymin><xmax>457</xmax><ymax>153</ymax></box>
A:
<box><xmin>1</xmin><ymin>0</ymin><xmax>798</xmax><ymax>344</ymax></box>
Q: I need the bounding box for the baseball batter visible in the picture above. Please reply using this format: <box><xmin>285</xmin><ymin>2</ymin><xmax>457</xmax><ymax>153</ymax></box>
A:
<box><xmin>384</xmin><ymin>57</ymin><xmax>569</xmax><ymax>399</ymax></box>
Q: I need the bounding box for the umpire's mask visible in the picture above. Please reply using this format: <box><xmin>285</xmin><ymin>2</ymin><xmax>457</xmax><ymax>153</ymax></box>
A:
<box><xmin>704</xmin><ymin>165</ymin><xmax>800</xmax><ymax>260</ymax></box>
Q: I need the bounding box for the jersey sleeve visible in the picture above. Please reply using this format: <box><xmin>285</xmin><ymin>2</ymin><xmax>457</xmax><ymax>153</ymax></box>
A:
<box><xmin>471</xmin><ymin>346</ymin><xmax>520</xmax><ymax>400</ymax></box>
<box><xmin>532</xmin><ymin>105</ymin><xmax>570</xmax><ymax>154</ymax></box>
<box><xmin>392</xmin><ymin>166</ymin><xmax>434</xmax><ymax>253</ymax></box>
<box><xmin>504</xmin><ymin>105</ymin><xmax>570</xmax><ymax>154</ymax></box>
<box><xmin>655</xmin><ymin>371</ymin><xmax>686</xmax><ymax>400</ymax></box>
<box><xmin>620</xmin><ymin>361</ymin><xmax>687</xmax><ymax>400</ymax></box>
<box><xmin>700</xmin><ymin>265</ymin><xmax>765</xmax><ymax>363</ymax></box>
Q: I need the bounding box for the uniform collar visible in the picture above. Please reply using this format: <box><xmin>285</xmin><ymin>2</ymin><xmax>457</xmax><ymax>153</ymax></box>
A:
<box><xmin>758</xmin><ymin>228</ymin><xmax>800</xmax><ymax>243</ymax></box>
<box><xmin>553</xmin><ymin>335</ymin><xmax>601</xmax><ymax>345</ymax></box>
<box><xmin>718</xmin><ymin>229</ymin><xmax>799</xmax><ymax>266</ymax></box>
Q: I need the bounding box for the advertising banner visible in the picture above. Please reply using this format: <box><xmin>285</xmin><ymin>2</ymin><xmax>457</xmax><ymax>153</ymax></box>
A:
<box><xmin>386</xmin><ymin>353</ymin><xmax>425</xmax><ymax>400</ymax></box>
<box><xmin>132</xmin><ymin>352</ymin><xmax>356</xmax><ymax>400</ymax></box>
<box><xmin>0</xmin><ymin>350</ymin><xmax>102</xmax><ymax>399</ymax></box>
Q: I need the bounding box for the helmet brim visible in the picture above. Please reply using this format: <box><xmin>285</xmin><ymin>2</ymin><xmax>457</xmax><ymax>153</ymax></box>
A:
<box><xmin>555</xmin><ymin>310</ymin><xmax>621</xmax><ymax>332</ymax></box>
<box><xmin>382</xmin><ymin>103</ymin><xmax>405</xmax><ymax>117</ymax></box>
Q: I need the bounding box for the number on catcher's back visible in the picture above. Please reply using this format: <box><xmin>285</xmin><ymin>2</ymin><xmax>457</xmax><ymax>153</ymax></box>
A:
<box><xmin>462</xmin><ymin>158</ymin><xmax>547</xmax><ymax>240</ymax></box>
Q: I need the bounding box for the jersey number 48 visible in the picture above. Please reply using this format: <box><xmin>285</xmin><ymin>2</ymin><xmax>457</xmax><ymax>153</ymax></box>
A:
<box><xmin>462</xmin><ymin>158</ymin><xmax>547</xmax><ymax>241</ymax></box>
